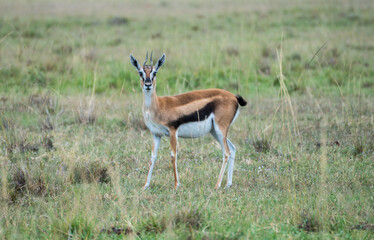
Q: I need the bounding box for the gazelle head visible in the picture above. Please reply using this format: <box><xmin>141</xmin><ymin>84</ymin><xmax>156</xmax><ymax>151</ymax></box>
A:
<box><xmin>130</xmin><ymin>52</ymin><xmax>166</xmax><ymax>93</ymax></box>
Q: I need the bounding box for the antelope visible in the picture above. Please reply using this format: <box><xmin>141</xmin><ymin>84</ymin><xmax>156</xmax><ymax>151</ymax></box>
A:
<box><xmin>129</xmin><ymin>52</ymin><xmax>247</xmax><ymax>190</ymax></box>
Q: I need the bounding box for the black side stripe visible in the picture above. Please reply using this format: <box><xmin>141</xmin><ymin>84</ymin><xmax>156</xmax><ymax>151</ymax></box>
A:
<box><xmin>168</xmin><ymin>102</ymin><xmax>216</xmax><ymax>128</ymax></box>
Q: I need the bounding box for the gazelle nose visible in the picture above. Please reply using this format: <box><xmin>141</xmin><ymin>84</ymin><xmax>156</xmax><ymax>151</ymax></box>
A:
<box><xmin>144</xmin><ymin>78</ymin><xmax>152</xmax><ymax>86</ymax></box>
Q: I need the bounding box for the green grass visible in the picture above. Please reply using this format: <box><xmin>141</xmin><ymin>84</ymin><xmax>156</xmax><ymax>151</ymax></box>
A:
<box><xmin>1</xmin><ymin>0</ymin><xmax>374</xmax><ymax>239</ymax></box>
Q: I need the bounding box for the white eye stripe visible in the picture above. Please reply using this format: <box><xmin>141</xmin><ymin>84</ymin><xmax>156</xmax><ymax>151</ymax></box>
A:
<box><xmin>139</xmin><ymin>70</ymin><xmax>146</xmax><ymax>78</ymax></box>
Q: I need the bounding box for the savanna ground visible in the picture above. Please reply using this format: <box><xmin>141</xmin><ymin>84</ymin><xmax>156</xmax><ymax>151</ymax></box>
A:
<box><xmin>1</xmin><ymin>0</ymin><xmax>374</xmax><ymax>239</ymax></box>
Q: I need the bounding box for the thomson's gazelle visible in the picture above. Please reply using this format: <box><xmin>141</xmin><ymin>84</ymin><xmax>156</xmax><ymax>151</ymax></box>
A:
<box><xmin>130</xmin><ymin>52</ymin><xmax>247</xmax><ymax>189</ymax></box>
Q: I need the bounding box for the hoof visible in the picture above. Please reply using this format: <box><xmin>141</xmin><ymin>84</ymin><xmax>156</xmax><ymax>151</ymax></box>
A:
<box><xmin>224</xmin><ymin>184</ymin><xmax>232</xmax><ymax>189</ymax></box>
<box><xmin>143</xmin><ymin>184</ymin><xmax>149</xmax><ymax>190</ymax></box>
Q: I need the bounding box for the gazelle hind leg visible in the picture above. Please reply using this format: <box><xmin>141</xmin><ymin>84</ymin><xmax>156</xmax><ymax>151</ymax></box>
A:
<box><xmin>226</xmin><ymin>139</ymin><xmax>236</xmax><ymax>188</ymax></box>
<box><xmin>211</xmin><ymin>122</ymin><xmax>230</xmax><ymax>189</ymax></box>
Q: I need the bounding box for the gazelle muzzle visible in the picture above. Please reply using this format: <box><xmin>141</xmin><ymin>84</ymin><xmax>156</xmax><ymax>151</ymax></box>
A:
<box><xmin>144</xmin><ymin>78</ymin><xmax>152</xmax><ymax>90</ymax></box>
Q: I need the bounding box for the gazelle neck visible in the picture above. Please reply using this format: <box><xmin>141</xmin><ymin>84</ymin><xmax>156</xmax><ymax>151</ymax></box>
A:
<box><xmin>143</xmin><ymin>89</ymin><xmax>158</xmax><ymax>109</ymax></box>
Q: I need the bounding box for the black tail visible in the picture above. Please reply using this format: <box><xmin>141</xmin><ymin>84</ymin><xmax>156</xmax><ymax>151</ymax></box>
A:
<box><xmin>236</xmin><ymin>95</ymin><xmax>247</xmax><ymax>106</ymax></box>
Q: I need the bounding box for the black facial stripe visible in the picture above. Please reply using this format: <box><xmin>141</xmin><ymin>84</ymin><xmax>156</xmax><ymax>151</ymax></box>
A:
<box><xmin>168</xmin><ymin>102</ymin><xmax>216</xmax><ymax>129</ymax></box>
<box><xmin>139</xmin><ymin>70</ymin><xmax>146</xmax><ymax>80</ymax></box>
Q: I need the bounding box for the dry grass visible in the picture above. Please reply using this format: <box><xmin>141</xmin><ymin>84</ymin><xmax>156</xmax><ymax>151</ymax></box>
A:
<box><xmin>0</xmin><ymin>90</ymin><xmax>373</xmax><ymax>238</ymax></box>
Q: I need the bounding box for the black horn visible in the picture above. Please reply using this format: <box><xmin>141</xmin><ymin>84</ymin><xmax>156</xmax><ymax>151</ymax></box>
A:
<box><xmin>143</xmin><ymin>51</ymin><xmax>148</xmax><ymax>66</ymax></box>
<box><xmin>150</xmin><ymin>51</ymin><xmax>153</xmax><ymax>66</ymax></box>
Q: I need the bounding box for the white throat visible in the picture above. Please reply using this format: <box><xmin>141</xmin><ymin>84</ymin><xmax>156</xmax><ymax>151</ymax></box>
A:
<box><xmin>143</xmin><ymin>89</ymin><xmax>153</xmax><ymax>108</ymax></box>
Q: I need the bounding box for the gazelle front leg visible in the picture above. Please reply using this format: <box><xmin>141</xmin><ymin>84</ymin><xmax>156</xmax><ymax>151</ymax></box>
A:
<box><xmin>169</xmin><ymin>128</ymin><xmax>180</xmax><ymax>189</ymax></box>
<box><xmin>144</xmin><ymin>134</ymin><xmax>161</xmax><ymax>190</ymax></box>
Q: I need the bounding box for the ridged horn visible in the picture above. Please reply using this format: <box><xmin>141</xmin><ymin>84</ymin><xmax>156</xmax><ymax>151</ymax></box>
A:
<box><xmin>143</xmin><ymin>51</ymin><xmax>148</xmax><ymax>66</ymax></box>
<box><xmin>150</xmin><ymin>51</ymin><xmax>153</xmax><ymax>66</ymax></box>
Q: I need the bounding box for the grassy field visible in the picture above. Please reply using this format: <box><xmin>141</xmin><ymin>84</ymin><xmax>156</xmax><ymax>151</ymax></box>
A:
<box><xmin>1</xmin><ymin>0</ymin><xmax>374</xmax><ymax>239</ymax></box>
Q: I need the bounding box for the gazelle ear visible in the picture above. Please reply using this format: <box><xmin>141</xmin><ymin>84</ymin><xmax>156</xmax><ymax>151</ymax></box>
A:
<box><xmin>130</xmin><ymin>54</ymin><xmax>141</xmax><ymax>71</ymax></box>
<box><xmin>154</xmin><ymin>54</ymin><xmax>166</xmax><ymax>72</ymax></box>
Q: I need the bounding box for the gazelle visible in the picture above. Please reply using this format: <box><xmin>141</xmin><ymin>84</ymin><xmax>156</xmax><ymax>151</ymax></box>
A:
<box><xmin>130</xmin><ymin>52</ymin><xmax>247</xmax><ymax>190</ymax></box>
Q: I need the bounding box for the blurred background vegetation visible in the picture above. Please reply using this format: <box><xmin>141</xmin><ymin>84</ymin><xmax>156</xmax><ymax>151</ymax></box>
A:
<box><xmin>0</xmin><ymin>0</ymin><xmax>373</xmax><ymax>96</ymax></box>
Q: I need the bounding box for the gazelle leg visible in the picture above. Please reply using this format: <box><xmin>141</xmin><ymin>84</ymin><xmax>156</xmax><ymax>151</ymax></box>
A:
<box><xmin>216</xmin><ymin>138</ymin><xmax>230</xmax><ymax>189</ymax></box>
<box><xmin>226</xmin><ymin>139</ymin><xmax>236</xmax><ymax>188</ymax></box>
<box><xmin>211</xmin><ymin>125</ymin><xmax>230</xmax><ymax>189</ymax></box>
<box><xmin>143</xmin><ymin>134</ymin><xmax>161</xmax><ymax>190</ymax></box>
<box><xmin>169</xmin><ymin>128</ymin><xmax>180</xmax><ymax>189</ymax></box>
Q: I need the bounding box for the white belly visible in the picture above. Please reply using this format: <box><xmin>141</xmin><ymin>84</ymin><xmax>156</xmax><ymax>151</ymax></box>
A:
<box><xmin>177</xmin><ymin>114</ymin><xmax>214</xmax><ymax>138</ymax></box>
